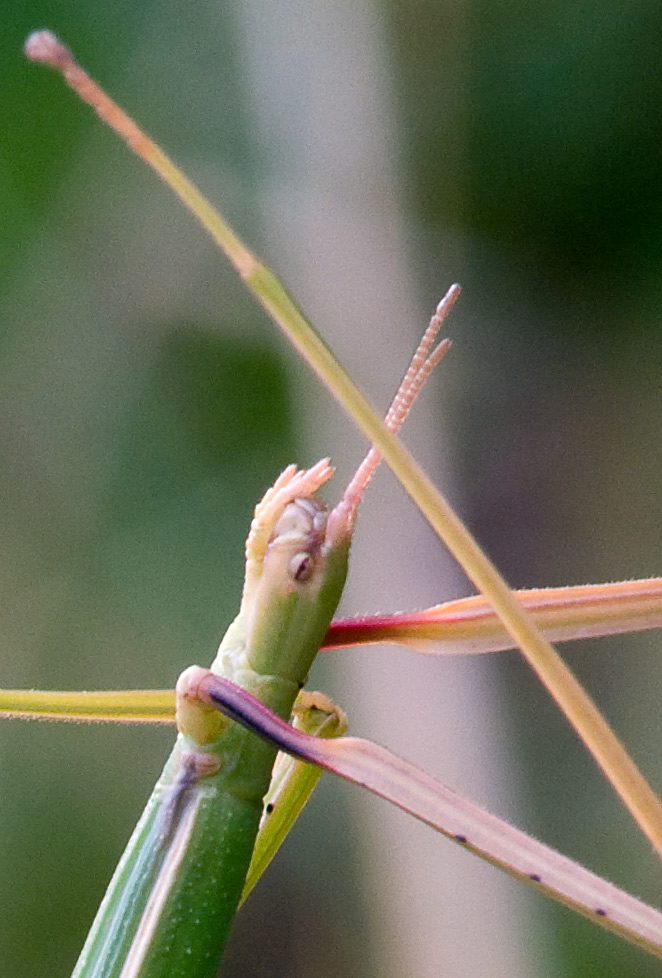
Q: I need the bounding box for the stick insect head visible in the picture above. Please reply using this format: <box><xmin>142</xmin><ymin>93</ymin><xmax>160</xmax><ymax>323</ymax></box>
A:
<box><xmin>238</xmin><ymin>460</ymin><xmax>350</xmax><ymax>685</ymax></box>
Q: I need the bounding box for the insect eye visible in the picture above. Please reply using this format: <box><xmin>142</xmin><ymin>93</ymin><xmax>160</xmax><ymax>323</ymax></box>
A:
<box><xmin>289</xmin><ymin>552</ymin><xmax>313</xmax><ymax>582</ymax></box>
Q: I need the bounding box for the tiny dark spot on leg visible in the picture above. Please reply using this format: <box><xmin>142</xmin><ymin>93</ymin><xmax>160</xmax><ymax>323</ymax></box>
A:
<box><xmin>454</xmin><ymin>834</ymin><xmax>467</xmax><ymax>844</ymax></box>
<box><xmin>265</xmin><ymin>803</ymin><xmax>274</xmax><ymax>814</ymax></box>
<box><xmin>595</xmin><ymin>908</ymin><xmax>607</xmax><ymax>917</ymax></box>
<box><xmin>528</xmin><ymin>873</ymin><xmax>541</xmax><ymax>883</ymax></box>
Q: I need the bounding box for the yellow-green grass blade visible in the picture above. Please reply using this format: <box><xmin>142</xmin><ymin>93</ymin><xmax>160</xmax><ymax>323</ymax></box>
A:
<box><xmin>0</xmin><ymin>688</ymin><xmax>175</xmax><ymax>723</ymax></box>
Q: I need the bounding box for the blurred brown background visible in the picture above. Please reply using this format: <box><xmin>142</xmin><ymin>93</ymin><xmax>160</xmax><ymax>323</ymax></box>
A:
<box><xmin>1</xmin><ymin>3</ymin><xmax>662</xmax><ymax>977</ymax></box>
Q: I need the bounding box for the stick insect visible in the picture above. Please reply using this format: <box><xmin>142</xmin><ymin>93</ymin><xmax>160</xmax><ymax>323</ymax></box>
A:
<box><xmin>2</xmin><ymin>28</ymin><xmax>662</xmax><ymax>977</ymax></box>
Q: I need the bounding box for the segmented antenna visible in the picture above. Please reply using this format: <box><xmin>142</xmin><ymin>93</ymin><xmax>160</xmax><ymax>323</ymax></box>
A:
<box><xmin>327</xmin><ymin>284</ymin><xmax>459</xmax><ymax>543</ymax></box>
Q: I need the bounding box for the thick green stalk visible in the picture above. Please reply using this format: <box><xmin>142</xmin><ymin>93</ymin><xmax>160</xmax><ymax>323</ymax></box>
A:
<box><xmin>70</xmin><ymin>729</ymin><xmax>272</xmax><ymax>978</ymax></box>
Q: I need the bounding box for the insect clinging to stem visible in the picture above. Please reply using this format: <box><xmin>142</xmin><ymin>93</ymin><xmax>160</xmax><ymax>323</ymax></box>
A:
<box><xmin>2</xmin><ymin>26</ymin><xmax>662</xmax><ymax>978</ymax></box>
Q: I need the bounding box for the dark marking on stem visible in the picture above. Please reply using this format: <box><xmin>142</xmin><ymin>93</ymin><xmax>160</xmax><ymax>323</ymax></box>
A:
<box><xmin>265</xmin><ymin>803</ymin><xmax>275</xmax><ymax>814</ymax></box>
<box><xmin>157</xmin><ymin>757</ymin><xmax>200</xmax><ymax>845</ymax></box>
<box><xmin>454</xmin><ymin>834</ymin><xmax>467</xmax><ymax>844</ymax></box>
<box><xmin>528</xmin><ymin>873</ymin><xmax>542</xmax><ymax>883</ymax></box>
<box><xmin>595</xmin><ymin>908</ymin><xmax>607</xmax><ymax>916</ymax></box>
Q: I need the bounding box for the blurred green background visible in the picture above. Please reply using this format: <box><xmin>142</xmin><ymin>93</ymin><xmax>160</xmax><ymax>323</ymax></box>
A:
<box><xmin>2</xmin><ymin>2</ymin><xmax>662</xmax><ymax>977</ymax></box>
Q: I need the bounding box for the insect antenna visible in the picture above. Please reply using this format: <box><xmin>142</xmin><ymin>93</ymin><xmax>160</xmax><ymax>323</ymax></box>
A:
<box><xmin>327</xmin><ymin>284</ymin><xmax>459</xmax><ymax>543</ymax></box>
